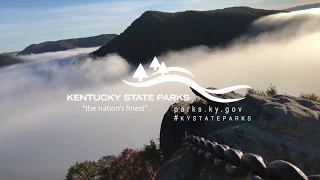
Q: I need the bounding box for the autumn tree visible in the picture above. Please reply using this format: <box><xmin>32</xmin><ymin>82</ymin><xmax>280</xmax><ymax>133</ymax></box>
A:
<box><xmin>65</xmin><ymin>140</ymin><xmax>162</xmax><ymax>180</ymax></box>
<box><xmin>65</xmin><ymin>160</ymin><xmax>99</xmax><ymax>180</ymax></box>
<box><xmin>139</xmin><ymin>139</ymin><xmax>163</xmax><ymax>171</ymax></box>
<box><xmin>108</xmin><ymin>148</ymin><xmax>154</xmax><ymax>180</ymax></box>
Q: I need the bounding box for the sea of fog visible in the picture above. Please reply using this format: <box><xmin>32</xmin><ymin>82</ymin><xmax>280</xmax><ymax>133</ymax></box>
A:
<box><xmin>0</xmin><ymin>8</ymin><xmax>319</xmax><ymax>180</ymax></box>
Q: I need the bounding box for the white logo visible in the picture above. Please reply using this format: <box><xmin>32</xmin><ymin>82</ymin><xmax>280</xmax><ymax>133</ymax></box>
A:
<box><xmin>123</xmin><ymin>56</ymin><xmax>252</xmax><ymax>103</ymax></box>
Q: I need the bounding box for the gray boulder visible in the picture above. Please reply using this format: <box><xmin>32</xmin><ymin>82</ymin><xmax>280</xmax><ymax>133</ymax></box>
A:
<box><xmin>157</xmin><ymin>94</ymin><xmax>320</xmax><ymax>179</ymax></box>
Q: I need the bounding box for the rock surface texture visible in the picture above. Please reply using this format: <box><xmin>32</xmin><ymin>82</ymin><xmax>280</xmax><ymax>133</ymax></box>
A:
<box><xmin>157</xmin><ymin>93</ymin><xmax>320</xmax><ymax>180</ymax></box>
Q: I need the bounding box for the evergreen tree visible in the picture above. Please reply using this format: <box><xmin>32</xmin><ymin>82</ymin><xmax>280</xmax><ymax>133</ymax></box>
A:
<box><xmin>133</xmin><ymin>63</ymin><xmax>149</xmax><ymax>82</ymax></box>
<box><xmin>157</xmin><ymin>62</ymin><xmax>169</xmax><ymax>76</ymax></box>
<box><xmin>149</xmin><ymin>56</ymin><xmax>161</xmax><ymax>70</ymax></box>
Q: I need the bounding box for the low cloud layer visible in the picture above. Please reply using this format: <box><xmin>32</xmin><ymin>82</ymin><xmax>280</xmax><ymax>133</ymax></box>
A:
<box><xmin>0</xmin><ymin>9</ymin><xmax>320</xmax><ymax>180</ymax></box>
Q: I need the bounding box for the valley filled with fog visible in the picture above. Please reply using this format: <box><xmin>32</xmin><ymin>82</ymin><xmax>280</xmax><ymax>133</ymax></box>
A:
<box><xmin>0</xmin><ymin>8</ymin><xmax>319</xmax><ymax>180</ymax></box>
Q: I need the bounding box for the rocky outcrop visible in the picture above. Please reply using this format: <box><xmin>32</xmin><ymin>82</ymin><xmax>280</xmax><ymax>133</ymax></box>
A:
<box><xmin>157</xmin><ymin>93</ymin><xmax>320</xmax><ymax>179</ymax></box>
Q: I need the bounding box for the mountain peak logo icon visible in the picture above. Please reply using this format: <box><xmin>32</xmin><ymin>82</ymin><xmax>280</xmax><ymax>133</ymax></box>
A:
<box><xmin>123</xmin><ymin>56</ymin><xmax>252</xmax><ymax>103</ymax></box>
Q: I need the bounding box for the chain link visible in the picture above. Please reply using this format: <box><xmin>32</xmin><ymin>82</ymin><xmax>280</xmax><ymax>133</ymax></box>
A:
<box><xmin>181</xmin><ymin>135</ymin><xmax>319</xmax><ymax>180</ymax></box>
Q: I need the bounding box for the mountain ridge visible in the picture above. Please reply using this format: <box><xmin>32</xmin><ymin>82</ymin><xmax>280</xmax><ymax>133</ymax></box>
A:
<box><xmin>283</xmin><ymin>3</ymin><xmax>320</xmax><ymax>11</ymax></box>
<box><xmin>92</xmin><ymin>7</ymin><xmax>282</xmax><ymax>65</ymax></box>
<box><xmin>18</xmin><ymin>34</ymin><xmax>117</xmax><ymax>55</ymax></box>
<box><xmin>0</xmin><ymin>54</ymin><xmax>26</xmax><ymax>67</ymax></box>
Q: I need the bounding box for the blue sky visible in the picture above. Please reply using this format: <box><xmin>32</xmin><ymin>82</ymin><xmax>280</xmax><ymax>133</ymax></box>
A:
<box><xmin>0</xmin><ymin>0</ymin><xmax>317</xmax><ymax>53</ymax></box>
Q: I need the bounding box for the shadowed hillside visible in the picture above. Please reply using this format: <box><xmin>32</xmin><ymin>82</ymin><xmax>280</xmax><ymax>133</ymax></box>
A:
<box><xmin>18</xmin><ymin>34</ymin><xmax>117</xmax><ymax>55</ymax></box>
<box><xmin>92</xmin><ymin>7</ymin><xmax>281</xmax><ymax>65</ymax></box>
<box><xmin>0</xmin><ymin>54</ymin><xmax>25</xmax><ymax>67</ymax></box>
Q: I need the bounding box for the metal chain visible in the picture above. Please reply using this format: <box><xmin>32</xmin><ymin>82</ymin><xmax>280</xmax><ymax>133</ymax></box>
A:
<box><xmin>181</xmin><ymin>135</ymin><xmax>320</xmax><ymax>180</ymax></box>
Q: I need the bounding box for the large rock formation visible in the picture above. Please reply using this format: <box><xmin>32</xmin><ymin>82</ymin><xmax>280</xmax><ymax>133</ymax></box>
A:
<box><xmin>157</xmin><ymin>93</ymin><xmax>320</xmax><ymax>179</ymax></box>
<box><xmin>92</xmin><ymin>7</ymin><xmax>281</xmax><ymax>65</ymax></box>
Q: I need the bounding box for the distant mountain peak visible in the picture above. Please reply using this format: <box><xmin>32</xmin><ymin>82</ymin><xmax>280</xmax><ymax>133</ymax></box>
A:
<box><xmin>18</xmin><ymin>34</ymin><xmax>117</xmax><ymax>55</ymax></box>
<box><xmin>0</xmin><ymin>54</ymin><xmax>26</xmax><ymax>67</ymax></box>
<box><xmin>138</xmin><ymin>11</ymin><xmax>177</xmax><ymax>22</ymax></box>
<box><xmin>92</xmin><ymin>7</ymin><xmax>281</xmax><ymax>65</ymax></box>
<box><xmin>223</xmin><ymin>6</ymin><xmax>255</xmax><ymax>10</ymax></box>
<box><xmin>283</xmin><ymin>3</ymin><xmax>320</xmax><ymax>11</ymax></box>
